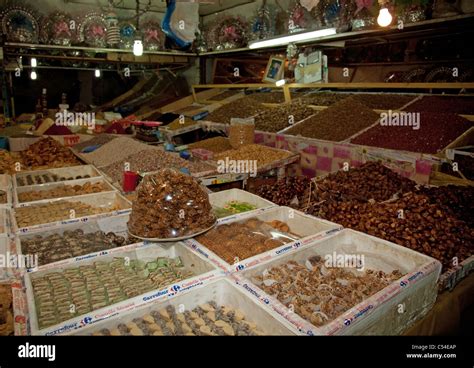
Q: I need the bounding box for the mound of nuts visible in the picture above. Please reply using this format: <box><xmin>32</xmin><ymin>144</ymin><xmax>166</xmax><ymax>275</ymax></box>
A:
<box><xmin>254</xmin><ymin>176</ymin><xmax>311</xmax><ymax>207</ymax></box>
<box><xmin>21</xmin><ymin>137</ymin><xmax>80</xmax><ymax>169</ymax></box>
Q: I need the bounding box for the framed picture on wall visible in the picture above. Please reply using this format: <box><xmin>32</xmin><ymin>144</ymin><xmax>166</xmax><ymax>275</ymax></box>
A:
<box><xmin>263</xmin><ymin>56</ymin><xmax>285</xmax><ymax>83</ymax></box>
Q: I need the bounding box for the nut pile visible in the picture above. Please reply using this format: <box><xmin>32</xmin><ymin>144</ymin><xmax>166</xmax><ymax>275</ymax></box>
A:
<box><xmin>16</xmin><ymin>172</ymin><xmax>93</xmax><ymax>186</ymax></box>
<box><xmin>249</xmin><ymin>92</ymin><xmax>285</xmax><ymax>104</ymax></box>
<box><xmin>90</xmin><ymin>303</ymin><xmax>265</xmax><ymax>336</ymax></box>
<box><xmin>205</xmin><ymin>97</ymin><xmax>267</xmax><ymax>124</ymax></box>
<box><xmin>351</xmin><ymin>112</ymin><xmax>472</xmax><ymax>154</ymax></box>
<box><xmin>298</xmin><ymin>93</ymin><xmax>351</xmax><ymax>106</ymax></box>
<box><xmin>405</xmin><ymin>96</ymin><xmax>474</xmax><ymax>115</ymax></box>
<box><xmin>21</xmin><ymin>230</ymin><xmax>137</xmax><ymax>266</ymax></box>
<box><xmin>72</xmin><ymin>134</ymin><xmax>117</xmax><ymax>152</ymax></box>
<box><xmin>15</xmin><ymin>200</ymin><xmax>125</xmax><ymax>228</ymax></box>
<box><xmin>21</xmin><ymin>138</ymin><xmax>80</xmax><ymax>169</ymax></box>
<box><xmin>18</xmin><ymin>181</ymin><xmax>110</xmax><ymax>203</ymax></box>
<box><xmin>195</xmin><ymin>218</ymin><xmax>297</xmax><ymax>264</ymax></box>
<box><xmin>352</xmin><ymin>94</ymin><xmax>415</xmax><ymax>110</ymax></box>
<box><xmin>253</xmin><ymin>257</ymin><xmax>403</xmax><ymax>327</ymax></box>
<box><xmin>82</xmin><ymin>137</ymin><xmax>157</xmax><ymax>167</ymax></box>
<box><xmin>32</xmin><ymin>257</ymin><xmax>193</xmax><ymax>328</ymax></box>
<box><xmin>285</xmin><ymin>97</ymin><xmax>380</xmax><ymax>141</ymax></box>
<box><xmin>310</xmin><ymin>161</ymin><xmax>416</xmax><ymax>203</ymax></box>
<box><xmin>254</xmin><ymin>101</ymin><xmax>315</xmax><ymax>132</ymax></box>
<box><xmin>0</xmin><ymin>284</ymin><xmax>13</xmax><ymax>336</ymax></box>
<box><xmin>101</xmin><ymin>150</ymin><xmax>215</xmax><ymax>185</ymax></box>
<box><xmin>188</xmin><ymin>137</ymin><xmax>233</xmax><ymax>153</ymax></box>
<box><xmin>128</xmin><ymin>170</ymin><xmax>216</xmax><ymax>239</ymax></box>
<box><xmin>214</xmin><ymin>144</ymin><xmax>292</xmax><ymax>168</ymax></box>
<box><xmin>255</xmin><ymin>176</ymin><xmax>311</xmax><ymax>207</ymax></box>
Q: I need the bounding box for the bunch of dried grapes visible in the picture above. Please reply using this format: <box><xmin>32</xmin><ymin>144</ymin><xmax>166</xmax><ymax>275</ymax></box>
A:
<box><xmin>254</xmin><ymin>176</ymin><xmax>311</xmax><ymax>207</ymax></box>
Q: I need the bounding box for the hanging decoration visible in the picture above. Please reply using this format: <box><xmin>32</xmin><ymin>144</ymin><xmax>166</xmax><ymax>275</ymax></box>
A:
<box><xmin>288</xmin><ymin>3</ymin><xmax>308</xmax><ymax>33</ymax></box>
<box><xmin>251</xmin><ymin>1</ymin><xmax>272</xmax><ymax>40</ymax></box>
<box><xmin>78</xmin><ymin>12</ymin><xmax>107</xmax><ymax>48</ymax></box>
<box><xmin>351</xmin><ymin>0</ymin><xmax>378</xmax><ymax>31</ymax></box>
<box><xmin>141</xmin><ymin>19</ymin><xmax>164</xmax><ymax>51</ymax></box>
<box><xmin>105</xmin><ymin>10</ymin><xmax>120</xmax><ymax>47</ymax></box>
<box><xmin>119</xmin><ymin>22</ymin><xmax>137</xmax><ymax>49</ymax></box>
<box><xmin>39</xmin><ymin>11</ymin><xmax>77</xmax><ymax>46</ymax></box>
<box><xmin>300</xmin><ymin>0</ymin><xmax>320</xmax><ymax>12</ymax></box>
<box><xmin>0</xmin><ymin>3</ymin><xmax>39</xmax><ymax>43</ymax></box>
<box><xmin>206</xmin><ymin>16</ymin><xmax>249</xmax><ymax>50</ymax></box>
<box><xmin>161</xmin><ymin>0</ymin><xmax>198</xmax><ymax>50</ymax></box>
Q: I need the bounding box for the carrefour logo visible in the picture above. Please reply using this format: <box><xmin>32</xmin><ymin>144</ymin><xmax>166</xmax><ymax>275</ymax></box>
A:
<box><xmin>292</xmin><ymin>241</ymin><xmax>301</xmax><ymax>249</ymax></box>
<box><xmin>235</xmin><ymin>264</ymin><xmax>245</xmax><ymax>271</ymax></box>
<box><xmin>170</xmin><ymin>285</ymin><xmax>181</xmax><ymax>293</ymax></box>
<box><xmin>400</xmin><ymin>280</ymin><xmax>408</xmax><ymax>287</ymax></box>
<box><xmin>80</xmin><ymin>317</ymin><xmax>92</xmax><ymax>326</ymax></box>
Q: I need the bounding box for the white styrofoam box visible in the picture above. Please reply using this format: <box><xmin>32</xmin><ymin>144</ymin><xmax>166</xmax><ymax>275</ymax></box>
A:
<box><xmin>14</xmin><ymin>165</ymin><xmax>102</xmax><ymax>188</ymax></box>
<box><xmin>69</xmin><ymin>277</ymin><xmax>297</xmax><ymax>336</ymax></box>
<box><xmin>25</xmin><ymin>242</ymin><xmax>223</xmax><ymax>335</ymax></box>
<box><xmin>0</xmin><ymin>279</ymin><xmax>29</xmax><ymax>335</ymax></box>
<box><xmin>12</xmin><ymin>191</ymin><xmax>131</xmax><ymax>234</ymax></box>
<box><xmin>209</xmin><ymin>188</ymin><xmax>276</xmax><ymax>218</ymax></box>
<box><xmin>235</xmin><ymin>228</ymin><xmax>441</xmax><ymax>335</ymax></box>
<box><xmin>14</xmin><ymin>176</ymin><xmax>118</xmax><ymax>207</ymax></box>
<box><xmin>0</xmin><ymin>174</ymin><xmax>12</xmax><ymax>208</ymax></box>
<box><xmin>15</xmin><ymin>214</ymin><xmax>144</xmax><ymax>273</ymax></box>
<box><xmin>0</xmin><ymin>236</ymin><xmax>12</xmax><ymax>280</ymax></box>
<box><xmin>184</xmin><ymin>206</ymin><xmax>342</xmax><ymax>273</ymax></box>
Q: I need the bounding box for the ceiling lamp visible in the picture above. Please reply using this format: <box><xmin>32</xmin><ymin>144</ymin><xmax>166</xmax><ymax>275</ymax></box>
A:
<box><xmin>377</xmin><ymin>1</ymin><xmax>393</xmax><ymax>27</ymax></box>
<box><xmin>133</xmin><ymin>39</ymin><xmax>143</xmax><ymax>56</ymax></box>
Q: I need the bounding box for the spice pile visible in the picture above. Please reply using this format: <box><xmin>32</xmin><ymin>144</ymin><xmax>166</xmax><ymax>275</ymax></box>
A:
<box><xmin>254</xmin><ymin>101</ymin><xmax>315</xmax><ymax>132</ymax></box>
<box><xmin>72</xmin><ymin>134</ymin><xmax>117</xmax><ymax>152</ymax></box>
<box><xmin>18</xmin><ymin>181</ymin><xmax>110</xmax><ymax>202</ymax></box>
<box><xmin>253</xmin><ymin>257</ymin><xmax>403</xmax><ymax>327</ymax></box>
<box><xmin>195</xmin><ymin>218</ymin><xmax>298</xmax><ymax>264</ymax></box>
<box><xmin>21</xmin><ymin>230</ymin><xmax>137</xmax><ymax>266</ymax></box>
<box><xmin>128</xmin><ymin>170</ymin><xmax>216</xmax><ymax>239</ymax></box>
<box><xmin>249</xmin><ymin>92</ymin><xmax>285</xmax><ymax>104</ymax></box>
<box><xmin>214</xmin><ymin>144</ymin><xmax>292</xmax><ymax>168</ymax></box>
<box><xmin>352</xmin><ymin>94</ymin><xmax>415</xmax><ymax>110</ymax></box>
<box><xmin>285</xmin><ymin>97</ymin><xmax>380</xmax><ymax>141</ymax></box>
<box><xmin>351</xmin><ymin>112</ymin><xmax>472</xmax><ymax>154</ymax></box>
<box><xmin>205</xmin><ymin>97</ymin><xmax>266</xmax><ymax>124</ymax></box>
<box><xmin>405</xmin><ymin>96</ymin><xmax>474</xmax><ymax>115</ymax></box>
<box><xmin>299</xmin><ymin>93</ymin><xmax>351</xmax><ymax>106</ymax></box>
<box><xmin>90</xmin><ymin>303</ymin><xmax>265</xmax><ymax>336</ymax></box>
<box><xmin>188</xmin><ymin>137</ymin><xmax>233</xmax><ymax>153</ymax></box>
<box><xmin>32</xmin><ymin>257</ymin><xmax>193</xmax><ymax>328</ymax></box>
<box><xmin>21</xmin><ymin>138</ymin><xmax>80</xmax><ymax>169</ymax></box>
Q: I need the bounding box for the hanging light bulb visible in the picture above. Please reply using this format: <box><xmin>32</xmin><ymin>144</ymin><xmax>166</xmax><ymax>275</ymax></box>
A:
<box><xmin>31</xmin><ymin>58</ymin><xmax>37</xmax><ymax>68</ymax></box>
<box><xmin>133</xmin><ymin>40</ymin><xmax>143</xmax><ymax>56</ymax></box>
<box><xmin>30</xmin><ymin>70</ymin><xmax>37</xmax><ymax>80</ymax></box>
<box><xmin>275</xmin><ymin>79</ymin><xmax>286</xmax><ymax>87</ymax></box>
<box><xmin>95</xmin><ymin>69</ymin><xmax>101</xmax><ymax>78</ymax></box>
<box><xmin>377</xmin><ymin>7</ymin><xmax>393</xmax><ymax>27</ymax></box>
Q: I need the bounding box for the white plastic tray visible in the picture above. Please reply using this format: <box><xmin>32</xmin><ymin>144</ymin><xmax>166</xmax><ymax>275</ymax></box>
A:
<box><xmin>14</xmin><ymin>176</ymin><xmax>117</xmax><ymax>207</ymax></box>
<box><xmin>209</xmin><ymin>189</ymin><xmax>276</xmax><ymax>218</ymax></box>
<box><xmin>185</xmin><ymin>206</ymin><xmax>342</xmax><ymax>272</ymax></box>
<box><xmin>236</xmin><ymin>228</ymin><xmax>441</xmax><ymax>335</ymax></box>
<box><xmin>11</xmin><ymin>191</ymin><xmax>132</xmax><ymax>234</ymax></box>
<box><xmin>69</xmin><ymin>277</ymin><xmax>297</xmax><ymax>336</ymax></box>
<box><xmin>25</xmin><ymin>242</ymin><xmax>222</xmax><ymax>335</ymax></box>
<box><xmin>14</xmin><ymin>165</ymin><xmax>102</xmax><ymax>187</ymax></box>
<box><xmin>15</xmin><ymin>214</ymin><xmax>143</xmax><ymax>272</ymax></box>
<box><xmin>0</xmin><ymin>208</ymin><xmax>10</xmax><ymax>235</ymax></box>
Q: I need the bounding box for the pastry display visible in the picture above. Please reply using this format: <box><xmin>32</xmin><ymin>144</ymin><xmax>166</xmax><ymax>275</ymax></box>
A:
<box><xmin>89</xmin><ymin>303</ymin><xmax>265</xmax><ymax>336</ymax></box>
<box><xmin>15</xmin><ymin>200</ymin><xmax>126</xmax><ymax>228</ymax></box>
<box><xmin>127</xmin><ymin>170</ymin><xmax>216</xmax><ymax>239</ymax></box>
<box><xmin>32</xmin><ymin>257</ymin><xmax>194</xmax><ymax>328</ymax></box>
<box><xmin>21</xmin><ymin>230</ymin><xmax>138</xmax><ymax>266</ymax></box>
<box><xmin>253</xmin><ymin>256</ymin><xmax>404</xmax><ymax>327</ymax></box>
<box><xmin>195</xmin><ymin>218</ymin><xmax>299</xmax><ymax>264</ymax></box>
<box><xmin>18</xmin><ymin>181</ymin><xmax>111</xmax><ymax>202</ymax></box>
<box><xmin>16</xmin><ymin>172</ymin><xmax>93</xmax><ymax>186</ymax></box>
